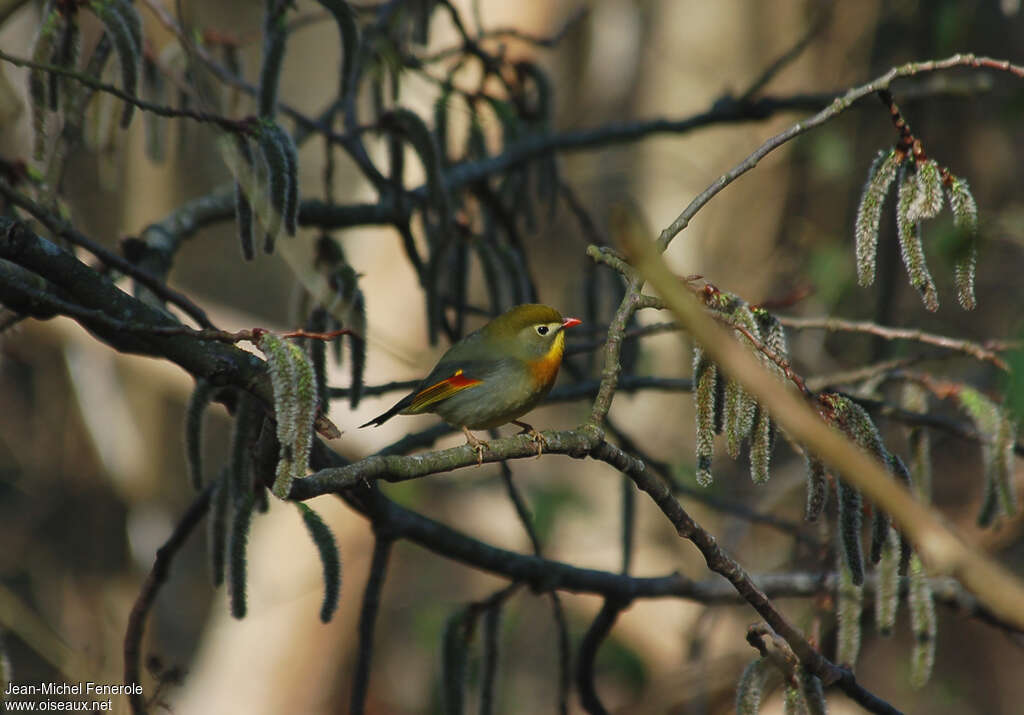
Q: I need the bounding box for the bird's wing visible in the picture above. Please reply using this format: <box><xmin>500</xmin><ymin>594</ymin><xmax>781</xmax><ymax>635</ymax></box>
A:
<box><xmin>405</xmin><ymin>367</ymin><xmax>483</xmax><ymax>413</ymax></box>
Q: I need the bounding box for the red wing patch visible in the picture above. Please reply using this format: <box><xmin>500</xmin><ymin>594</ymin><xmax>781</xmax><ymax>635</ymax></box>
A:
<box><xmin>406</xmin><ymin>369</ymin><xmax>482</xmax><ymax>413</ymax></box>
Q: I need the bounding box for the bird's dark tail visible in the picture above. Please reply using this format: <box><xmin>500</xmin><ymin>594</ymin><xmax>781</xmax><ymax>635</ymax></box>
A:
<box><xmin>359</xmin><ymin>394</ymin><xmax>413</xmax><ymax>428</ymax></box>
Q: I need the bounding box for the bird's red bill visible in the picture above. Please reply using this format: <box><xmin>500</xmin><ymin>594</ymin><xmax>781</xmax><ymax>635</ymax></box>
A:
<box><xmin>562</xmin><ymin>317</ymin><xmax>582</xmax><ymax>329</ymax></box>
<box><xmin>407</xmin><ymin>369</ymin><xmax>482</xmax><ymax>412</ymax></box>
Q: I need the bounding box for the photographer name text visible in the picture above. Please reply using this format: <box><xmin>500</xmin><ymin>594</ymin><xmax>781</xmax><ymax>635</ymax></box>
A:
<box><xmin>4</xmin><ymin>682</ymin><xmax>141</xmax><ymax>697</ymax></box>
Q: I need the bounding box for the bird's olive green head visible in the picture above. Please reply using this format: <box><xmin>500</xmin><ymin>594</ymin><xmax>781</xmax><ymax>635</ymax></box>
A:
<box><xmin>483</xmin><ymin>304</ymin><xmax>581</xmax><ymax>361</ymax></box>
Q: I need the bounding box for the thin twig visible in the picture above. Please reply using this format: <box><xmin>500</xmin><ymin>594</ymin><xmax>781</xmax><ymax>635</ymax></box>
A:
<box><xmin>855</xmin><ymin>395</ymin><xmax>1024</xmax><ymax>456</ymax></box>
<box><xmin>778</xmin><ymin>315</ymin><xmax>1011</xmax><ymax>370</ymax></box>
<box><xmin>620</xmin><ymin>474</ymin><xmax>636</xmax><ymax>576</ymax></box>
<box><xmin>605</xmin><ymin>419</ymin><xmax>819</xmax><ymax>546</ymax></box>
<box><xmin>806</xmin><ymin>356</ymin><xmax>925</xmax><ymax>393</ymax></box>
<box><xmin>588</xmin><ymin>278</ymin><xmax>645</xmax><ymax>424</ymax></box>
<box><xmin>746</xmin><ymin>622</ymin><xmax>802</xmax><ymax>681</ymax></box>
<box><xmin>567</xmin><ymin>321</ymin><xmax>681</xmax><ymax>356</ymax></box>
<box><xmin>657</xmin><ymin>54</ymin><xmax>1024</xmax><ymax>251</ymax></box>
<box><xmin>576</xmin><ymin>598</ymin><xmax>627</xmax><ymax>715</ymax></box>
<box><xmin>559</xmin><ymin>180</ymin><xmax>609</xmax><ymax>247</ymax></box>
<box><xmin>496</xmin><ymin>460</ymin><xmax>570</xmax><ymax>714</ymax></box>
<box><xmin>137</xmin><ymin>0</ymin><xmax>377</xmax><ymax>160</ymax></box>
<box><xmin>479</xmin><ymin>597</ymin><xmax>503</xmax><ymax>715</ymax></box>
<box><xmin>713</xmin><ymin>308</ymin><xmax>810</xmax><ymax>395</ymax></box>
<box><xmin>124</xmin><ymin>483</ymin><xmax>215</xmax><ymax>715</ymax></box>
<box><xmin>350</xmin><ymin>535</ymin><xmax>394</xmax><ymax>715</ymax></box>
<box><xmin>0</xmin><ymin>49</ymin><xmax>252</xmax><ymax>133</ymax></box>
<box><xmin>740</xmin><ymin>5</ymin><xmax>832</xmax><ymax>100</ymax></box>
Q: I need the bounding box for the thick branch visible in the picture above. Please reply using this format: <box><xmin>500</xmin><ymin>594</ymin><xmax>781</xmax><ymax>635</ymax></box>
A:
<box><xmin>0</xmin><ymin>220</ymin><xmax>273</xmax><ymax>419</ymax></box>
<box><xmin>0</xmin><ymin>179</ymin><xmax>214</xmax><ymax>328</ymax></box>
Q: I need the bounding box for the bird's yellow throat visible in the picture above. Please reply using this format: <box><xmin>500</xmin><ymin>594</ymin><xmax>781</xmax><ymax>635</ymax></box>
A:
<box><xmin>527</xmin><ymin>330</ymin><xmax>566</xmax><ymax>386</ymax></box>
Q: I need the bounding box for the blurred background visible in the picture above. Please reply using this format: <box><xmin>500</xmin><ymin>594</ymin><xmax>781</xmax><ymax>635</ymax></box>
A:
<box><xmin>1</xmin><ymin>0</ymin><xmax>1023</xmax><ymax>712</ymax></box>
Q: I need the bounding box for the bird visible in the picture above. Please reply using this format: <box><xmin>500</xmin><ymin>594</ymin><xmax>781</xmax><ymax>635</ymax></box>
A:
<box><xmin>360</xmin><ymin>304</ymin><xmax>582</xmax><ymax>461</ymax></box>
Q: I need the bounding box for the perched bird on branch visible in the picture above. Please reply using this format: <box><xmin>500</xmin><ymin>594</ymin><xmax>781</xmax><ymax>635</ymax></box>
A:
<box><xmin>361</xmin><ymin>304</ymin><xmax>581</xmax><ymax>460</ymax></box>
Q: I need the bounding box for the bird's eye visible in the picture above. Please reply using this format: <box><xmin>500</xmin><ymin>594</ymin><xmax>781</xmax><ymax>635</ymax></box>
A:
<box><xmin>535</xmin><ymin>325</ymin><xmax>550</xmax><ymax>336</ymax></box>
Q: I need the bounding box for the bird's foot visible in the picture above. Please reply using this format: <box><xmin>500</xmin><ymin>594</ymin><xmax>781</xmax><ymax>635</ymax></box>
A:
<box><xmin>512</xmin><ymin>420</ymin><xmax>547</xmax><ymax>458</ymax></box>
<box><xmin>462</xmin><ymin>426</ymin><xmax>488</xmax><ymax>466</ymax></box>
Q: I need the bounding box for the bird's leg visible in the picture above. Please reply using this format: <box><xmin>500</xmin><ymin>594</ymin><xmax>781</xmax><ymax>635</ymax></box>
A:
<box><xmin>512</xmin><ymin>420</ymin><xmax>547</xmax><ymax>458</ymax></box>
<box><xmin>462</xmin><ymin>426</ymin><xmax>487</xmax><ymax>465</ymax></box>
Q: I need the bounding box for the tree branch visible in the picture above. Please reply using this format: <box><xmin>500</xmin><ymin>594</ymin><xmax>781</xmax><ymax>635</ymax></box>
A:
<box><xmin>624</xmin><ymin>224</ymin><xmax>1024</xmax><ymax>634</ymax></box>
<box><xmin>496</xmin><ymin>460</ymin><xmax>571</xmax><ymax>713</ymax></box>
<box><xmin>295</xmin><ymin>427</ymin><xmax>604</xmax><ymax>495</ymax></box>
<box><xmin>656</xmin><ymin>54</ymin><xmax>1024</xmax><ymax>250</ymax></box>
<box><xmin>0</xmin><ymin>179</ymin><xmax>215</xmax><ymax>329</ymax></box>
<box><xmin>0</xmin><ymin>48</ymin><xmax>253</xmax><ymax>132</ymax></box>
<box><xmin>303</xmin><ymin>415</ymin><xmax>895</xmax><ymax>706</ymax></box>
<box><xmin>123</xmin><ymin>483</ymin><xmax>214</xmax><ymax>715</ymax></box>
<box><xmin>350</xmin><ymin>534</ymin><xmax>394</xmax><ymax>715</ymax></box>
<box><xmin>778</xmin><ymin>315</ymin><xmax>1012</xmax><ymax>370</ymax></box>
<box><xmin>576</xmin><ymin>598</ymin><xmax>626</xmax><ymax>715</ymax></box>
<box><xmin>0</xmin><ymin>219</ymin><xmax>338</xmax><ymax>437</ymax></box>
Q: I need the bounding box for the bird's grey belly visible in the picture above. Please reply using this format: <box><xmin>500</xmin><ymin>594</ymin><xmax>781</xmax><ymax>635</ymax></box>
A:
<box><xmin>433</xmin><ymin>381</ymin><xmax>549</xmax><ymax>429</ymax></box>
